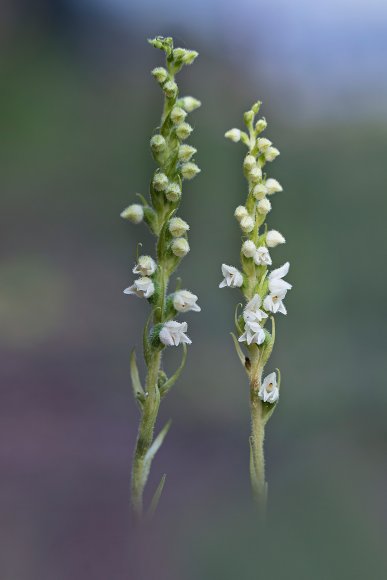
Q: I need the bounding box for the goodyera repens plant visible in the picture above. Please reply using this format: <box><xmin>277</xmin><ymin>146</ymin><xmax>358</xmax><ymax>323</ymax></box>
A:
<box><xmin>221</xmin><ymin>102</ymin><xmax>292</xmax><ymax>511</ymax></box>
<box><xmin>121</xmin><ymin>36</ymin><xmax>201</xmax><ymax>518</ymax></box>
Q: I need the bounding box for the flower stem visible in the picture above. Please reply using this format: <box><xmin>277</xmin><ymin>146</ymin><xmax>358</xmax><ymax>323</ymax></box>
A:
<box><xmin>249</xmin><ymin>376</ymin><xmax>267</xmax><ymax>515</ymax></box>
<box><xmin>131</xmin><ymin>350</ymin><xmax>162</xmax><ymax>519</ymax></box>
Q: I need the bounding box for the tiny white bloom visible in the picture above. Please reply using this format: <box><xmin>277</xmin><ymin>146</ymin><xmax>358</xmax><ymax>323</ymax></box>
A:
<box><xmin>225</xmin><ymin>128</ymin><xmax>241</xmax><ymax>142</ymax></box>
<box><xmin>170</xmin><ymin>106</ymin><xmax>187</xmax><ymax>124</ymax></box>
<box><xmin>151</xmin><ymin>67</ymin><xmax>168</xmax><ymax>84</ymax></box>
<box><xmin>153</xmin><ymin>172</ymin><xmax>169</xmax><ymax>192</ymax></box>
<box><xmin>257</xmin><ymin>198</ymin><xmax>272</xmax><ymax>215</ymax></box>
<box><xmin>252</xmin><ymin>183</ymin><xmax>267</xmax><ymax>200</ymax></box>
<box><xmin>241</xmin><ymin>240</ymin><xmax>256</xmax><ymax>258</ymax></box>
<box><xmin>165</xmin><ymin>182</ymin><xmax>181</xmax><ymax>202</ymax></box>
<box><xmin>240</xmin><ymin>215</ymin><xmax>255</xmax><ymax>233</ymax></box>
<box><xmin>173</xmin><ymin>290</ymin><xmax>201</xmax><ymax>313</ymax></box>
<box><xmin>255</xmin><ymin>118</ymin><xmax>267</xmax><ymax>133</ymax></box>
<box><xmin>263</xmin><ymin>291</ymin><xmax>287</xmax><ymax>315</ymax></box>
<box><xmin>124</xmin><ymin>277</ymin><xmax>155</xmax><ymax>299</ymax></box>
<box><xmin>159</xmin><ymin>320</ymin><xmax>192</xmax><ymax>346</ymax></box>
<box><xmin>258</xmin><ymin>372</ymin><xmax>279</xmax><ymax>404</ymax></box>
<box><xmin>120</xmin><ymin>204</ymin><xmax>143</xmax><ymax>224</ymax></box>
<box><xmin>266</xmin><ymin>230</ymin><xmax>286</xmax><ymax>248</ymax></box>
<box><xmin>243</xmin><ymin>294</ymin><xmax>268</xmax><ymax>323</ymax></box>
<box><xmin>133</xmin><ymin>255</ymin><xmax>157</xmax><ymax>276</ymax></box>
<box><xmin>265</xmin><ymin>178</ymin><xmax>283</xmax><ymax>194</ymax></box>
<box><xmin>175</xmin><ymin>122</ymin><xmax>193</xmax><ymax>140</ymax></box>
<box><xmin>178</xmin><ymin>144</ymin><xmax>197</xmax><ymax>162</ymax></box>
<box><xmin>219</xmin><ymin>264</ymin><xmax>243</xmax><ymax>288</ymax></box>
<box><xmin>254</xmin><ymin>246</ymin><xmax>272</xmax><ymax>266</ymax></box>
<box><xmin>249</xmin><ymin>166</ymin><xmax>262</xmax><ymax>183</ymax></box>
<box><xmin>238</xmin><ymin>319</ymin><xmax>265</xmax><ymax>346</ymax></box>
<box><xmin>150</xmin><ymin>134</ymin><xmax>166</xmax><ymax>153</ymax></box>
<box><xmin>181</xmin><ymin>162</ymin><xmax>201</xmax><ymax>180</ymax></box>
<box><xmin>243</xmin><ymin>155</ymin><xmax>256</xmax><ymax>172</ymax></box>
<box><xmin>180</xmin><ymin>96</ymin><xmax>201</xmax><ymax>112</ymax></box>
<box><xmin>268</xmin><ymin>262</ymin><xmax>292</xmax><ymax>294</ymax></box>
<box><xmin>257</xmin><ymin>137</ymin><xmax>272</xmax><ymax>151</ymax></box>
<box><xmin>234</xmin><ymin>205</ymin><xmax>248</xmax><ymax>222</ymax></box>
<box><xmin>169</xmin><ymin>217</ymin><xmax>190</xmax><ymax>237</ymax></box>
<box><xmin>265</xmin><ymin>147</ymin><xmax>280</xmax><ymax>162</ymax></box>
<box><xmin>163</xmin><ymin>80</ymin><xmax>178</xmax><ymax>99</ymax></box>
<box><xmin>171</xmin><ymin>238</ymin><xmax>190</xmax><ymax>257</ymax></box>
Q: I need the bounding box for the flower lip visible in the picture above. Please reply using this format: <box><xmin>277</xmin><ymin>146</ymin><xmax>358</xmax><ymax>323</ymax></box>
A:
<box><xmin>258</xmin><ymin>372</ymin><xmax>279</xmax><ymax>404</ymax></box>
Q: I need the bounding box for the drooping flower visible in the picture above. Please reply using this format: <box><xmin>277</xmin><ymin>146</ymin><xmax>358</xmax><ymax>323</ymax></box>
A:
<box><xmin>159</xmin><ymin>320</ymin><xmax>192</xmax><ymax>346</ymax></box>
<box><xmin>225</xmin><ymin>128</ymin><xmax>241</xmax><ymax>142</ymax></box>
<box><xmin>257</xmin><ymin>198</ymin><xmax>272</xmax><ymax>215</ymax></box>
<box><xmin>120</xmin><ymin>204</ymin><xmax>144</xmax><ymax>224</ymax></box>
<box><xmin>265</xmin><ymin>147</ymin><xmax>280</xmax><ymax>162</ymax></box>
<box><xmin>243</xmin><ymin>294</ymin><xmax>268</xmax><ymax>323</ymax></box>
<box><xmin>124</xmin><ymin>277</ymin><xmax>155</xmax><ymax>299</ymax></box>
<box><xmin>173</xmin><ymin>290</ymin><xmax>201</xmax><ymax>312</ymax></box>
<box><xmin>219</xmin><ymin>264</ymin><xmax>243</xmax><ymax>288</ymax></box>
<box><xmin>265</xmin><ymin>178</ymin><xmax>283</xmax><ymax>194</ymax></box>
<box><xmin>238</xmin><ymin>319</ymin><xmax>265</xmax><ymax>345</ymax></box>
<box><xmin>254</xmin><ymin>246</ymin><xmax>272</xmax><ymax>266</ymax></box>
<box><xmin>258</xmin><ymin>372</ymin><xmax>279</xmax><ymax>404</ymax></box>
<box><xmin>268</xmin><ymin>262</ymin><xmax>292</xmax><ymax>295</ymax></box>
<box><xmin>133</xmin><ymin>255</ymin><xmax>157</xmax><ymax>276</ymax></box>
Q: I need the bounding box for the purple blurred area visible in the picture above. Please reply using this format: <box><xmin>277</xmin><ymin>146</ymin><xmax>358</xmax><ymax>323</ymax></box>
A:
<box><xmin>1</xmin><ymin>1</ymin><xmax>387</xmax><ymax>579</ymax></box>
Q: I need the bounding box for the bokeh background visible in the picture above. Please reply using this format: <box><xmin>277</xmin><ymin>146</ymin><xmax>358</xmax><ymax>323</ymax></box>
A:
<box><xmin>1</xmin><ymin>0</ymin><xmax>387</xmax><ymax>578</ymax></box>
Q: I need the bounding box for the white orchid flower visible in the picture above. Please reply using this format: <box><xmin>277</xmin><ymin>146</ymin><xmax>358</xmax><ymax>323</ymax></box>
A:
<box><xmin>133</xmin><ymin>255</ymin><xmax>157</xmax><ymax>276</ymax></box>
<box><xmin>238</xmin><ymin>319</ymin><xmax>265</xmax><ymax>346</ymax></box>
<box><xmin>268</xmin><ymin>262</ymin><xmax>292</xmax><ymax>295</ymax></box>
<box><xmin>243</xmin><ymin>294</ymin><xmax>268</xmax><ymax>323</ymax></box>
<box><xmin>263</xmin><ymin>291</ymin><xmax>287</xmax><ymax>315</ymax></box>
<box><xmin>173</xmin><ymin>290</ymin><xmax>201</xmax><ymax>312</ymax></box>
<box><xmin>254</xmin><ymin>246</ymin><xmax>272</xmax><ymax>266</ymax></box>
<box><xmin>159</xmin><ymin>321</ymin><xmax>192</xmax><ymax>346</ymax></box>
<box><xmin>258</xmin><ymin>372</ymin><xmax>279</xmax><ymax>404</ymax></box>
<box><xmin>219</xmin><ymin>264</ymin><xmax>243</xmax><ymax>288</ymax></box>
<box><xmin>124</xmin><ymin>277</ymin><xmax>155</xmax><ymax>299</ymax></box>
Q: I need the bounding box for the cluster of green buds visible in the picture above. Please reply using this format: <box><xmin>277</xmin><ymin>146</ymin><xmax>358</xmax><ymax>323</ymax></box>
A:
<box><xmin>121</xmin><ymin>36</ymin><xmax>201</xmax><ymax>518</ymax></box>
<box><xmin>220</xmin><ymin>101</ymin><xmax>292</xmax><ymax>511</ymax></box>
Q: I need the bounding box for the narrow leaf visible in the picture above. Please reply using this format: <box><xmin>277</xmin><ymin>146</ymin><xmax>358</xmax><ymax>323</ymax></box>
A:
<box><xmin>130</xmin><ymin>349</ymin><xmax>144</xmax><ymax>399</ymax></box>
<box><xmin>147</xmin><ymin>474</ymin><xmax>167</xmax><ymax>519</ymax></box>
<box><xmin>230</xmin><ymin>333</ymin><xmax>247</xmax><ymax>369</ymax></box>
<box><xmin>136</xmin><ymin>192</ymin><xmax>149</xmax><ymax>207</ymax></box>
<box><xmin>144</xmin><ymin>420</ymin><xmax>172</xmax><ymax>466</ymax></box>
<box><xmin>234</xmin><ymin>303</ymin><xmax>243</xmax><ymax>334</ymax></box>
<box><xmin>159</xmin><ymin>344</ymin><xmax>187</xmax><ymax>398</ymax></box>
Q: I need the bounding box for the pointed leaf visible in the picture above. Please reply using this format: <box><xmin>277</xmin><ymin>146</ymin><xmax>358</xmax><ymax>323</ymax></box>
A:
<box><xmin>147</xmin><ymin>474</ymin><xmax>167</xmax><ymax>519</ymax></box>
<box><xmin>234</xmin><ymin>303</ymin><xmax>243</xmax><ymax>334</ymax></box>
<box><xmin>159</xmin><ymin>344</ymin><xmax>187</xmax><ymax>398</ymax></box>
<box><xmin>130</xmin><ymin>349</ymin><xmax>144</xmax><ymax>401</ymax></box>
<box><xmin>142</xmin><ymin>420</ymin><xmax>172</xmax><ymax>486</ymax></box>
<box><xmin>230</xmin><ymin>333</ymin><xmax>247</xmax><ymax>369</ymax></box>
<box><xmin>136</xmin><ymin>192</ymin><xmax>149</xmax><ymax>207</ymax></box>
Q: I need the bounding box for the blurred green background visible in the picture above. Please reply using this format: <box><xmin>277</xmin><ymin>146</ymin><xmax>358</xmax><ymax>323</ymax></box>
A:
<box><xmin>1</xmin><ymin>1</ymin><xmax>387</xmax><ymax>579</ymax></box>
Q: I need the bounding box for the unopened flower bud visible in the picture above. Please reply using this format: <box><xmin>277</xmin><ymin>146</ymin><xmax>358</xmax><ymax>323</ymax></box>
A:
<box><xmin>255</xmin><ymin>118</ymin><xmax>267</xmax><ymax>133</ymax></box>
<box><xmin>265</xmin><ymin>147</ymin><xmax>280</xmax><ymax>162</ymax></box>
<box><xmin>243</xmin><ymin>155</ymin><xmax>256</xmax><ymax>172</ymax></box>
<box><xmin>165</xmin><ymin>182</ymin><xmax>181</xmax><ymax>202</ymax></box>
<box><xmin>181</xmin><ymin>162</ymin><xmax>200</xmax><ymax>180</ymax></box>
<box><xmin>252</xmin><ymin>183</ymin><xmax>267</xmax><ymax>200</ymax></box>
<box><xmin>171</xmin><ymin>106</ymin><xmax>187</xmax><ymax>124</ymax></box>
<box><xmin>244</xmin><ymin>110</ymin><xmax>254</xmax><ymax>125</ymax></box>
<box><xmin>151</xmin><ymin>67</ymin><xmax>168</xmax><ymax>84</ymax></box>
<box><xmin>180</xmin><ymin>96</ymin><xmax>201</xmax><ymax>112</ymax></box>
<box><xmin>153</xmin><ymin>172</ymin><xmax>169</xmax><ymax>192</ymax></box>
<box><xmin>234</xmin><ymin>205</ymin><xmax>248</xmax><ymax>222</ymax></box>
<box><xmin>225</xmin><ymin>128</ymin><xmax>241</xmax><ymax>142</ymax></box>
<box><xmin>163</xmin><ymin>80</ymin><xmax>178</xmax><ymax>99</ymax></box>
<box><xmin>265</xmin><ymin>178</ymin><xmax>283</xmax><ymax>194</ymax></box>
<box><xmin>175</xmin><ymin>122</ymin><xmax>193</xmax><ymax>140</ymax></box>
<box><xmin>242</xmin><ymin>240</ymin><xmax>256</xmax><ymax>258</ymax></box>
<box><xmin>169</xmin><ymin>217</ymin><xmax>190</xmax><ymax>237</ymax></box>
<box><xmin>120</xmin><ymin>204</ymin><xmax>144</xmax><ymax>224</ymax></box>
<box><xmin>240</xmin><ymin>215</ymin><xmax>255</xmax><ymax>233</ymax></box>
<box><xmin>150</xmin><ymin>134</ymin><xmax>166</xmax><ymax>153</ymax></box>
<box><xmin>249</xmin><ymin>166</ymin><xmax>262</xmax><ymax>183</ymax></box>
<box><xmin>257</xmin><ymin>198</ymin><xmax>272</xmax><ymax>215</ymax></box>
<box><xmin>257</xmin><ymin>137</ymin><xmax>272</xmax><ymax>151</ymax></box>
<box><xmin>266</xmin><ymin>230</ymin><xmax>286</xmax><ymax>247</ymax></box>
<box><xmin>171</xmin><ymin>237</ymin><xmax>190</xmax><ymax>257</ymax></box>
<box><xmin>178</xmin><ymin>144</ymin><xmax>197</xmax><ymax>161</ymax></box>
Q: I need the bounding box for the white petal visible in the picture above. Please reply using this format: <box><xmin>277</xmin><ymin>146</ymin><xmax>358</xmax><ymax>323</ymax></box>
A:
<box><xmin>269</xmin><ymin>262</ymin><xmax>290</xmax><ymax>280</ymax></box>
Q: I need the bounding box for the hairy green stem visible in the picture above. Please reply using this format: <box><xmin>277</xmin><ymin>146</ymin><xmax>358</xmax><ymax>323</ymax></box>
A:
<box><xmin>250</xmin><ymin>382</ymin><xmax>267</xmax><ymax>513</ymax></box>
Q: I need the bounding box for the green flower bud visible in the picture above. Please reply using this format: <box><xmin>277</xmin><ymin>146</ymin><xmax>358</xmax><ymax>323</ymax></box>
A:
<box><xmin>150</xmin><ymin>134</ymin><xmax>166</xmax><ymax>153</ymax></box>
<box><xmin>165</xmin><ymin>182</ymin><xmax>181</xmax><ymax>202</ymax></box>
<box><xmin>163</xmin><ymin>80</ymin><xmax>178</xmax><ymax>99</ymax></box>
<box><xmin>181</xmin><ymin>162</ymin><xmax>200</xmax><ymax>180</ymax></box>
<box><xmin>153</xmin><ymin>172</ymin><xmax>169</xmax><ymax>192</ymax></box>
<box><xmin>120</xmin><ymin>204</ymin><xmax>144</xmax><ymax>224</ymax></box>
<box><xmin>171</xmin><ymin>237</ymin><xmax>190</xmax><ymax>257</ymax></box>
<box><xmin>175</xmin><ymin>122</ymin><xmax>193</xmax><ymax>140</ymax></box>
<box><xmin>178</xmin><ymin>144</ymin><xmax>197</xmax><ymax>162</ymax></box>
<box><xmin>255</xmin><ymin>118</ymin><xmax>267</xmax><ymax>134</ymax></box>
<box><xmin>244</xmin><ymin>110</ymin><xmax>254</xmax><ymax>126</ymax></box>
<box><xmin>151</xmin><ymin>67</ymin><xmax>168</xmax><ymax>84</ymax></box>
<box><xmin>173</xmin><ymin>48</ymin><xmax>198</xmax><ymax>65</ymax></box>
<box><xmin>171</xmin><ymin>107</ymin><xmax>187</xmax><ymax>125</ymax></box>
<box><xmin>265</xmin><ymin>147</ymin><xmax>280</xmax><ymax>162</ymax></box>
